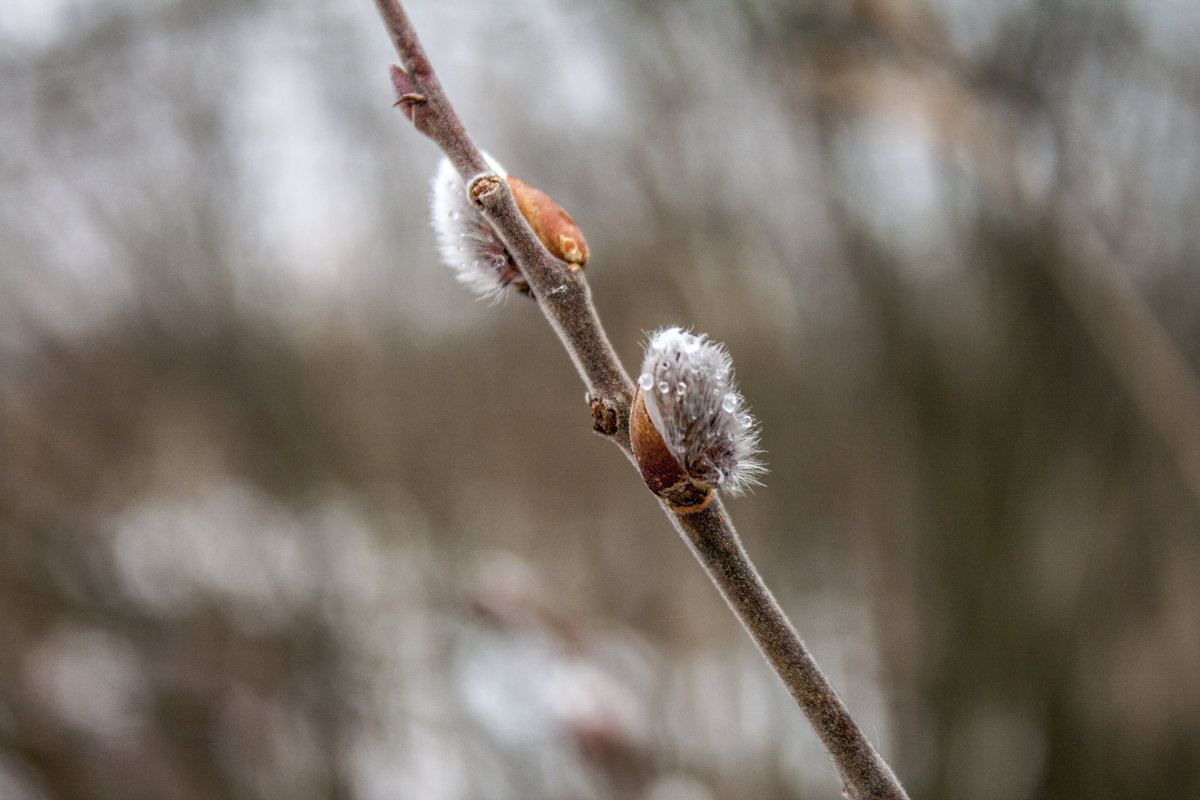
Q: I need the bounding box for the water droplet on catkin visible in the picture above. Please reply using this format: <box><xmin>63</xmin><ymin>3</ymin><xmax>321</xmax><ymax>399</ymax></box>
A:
<box><xmin>676</xmin><ymin>381</ymin><xmax>687</xmax><ymax>396</ymax></box>
<box><xmin>638</xmin><ymin>373</ymin><xmax>654</xmax><ymax>391</ymax></box>
<box><xmin>721</xmin><ymin>394</ymin><xmax>737</xmax><ymax>413</ymax></box>
<box><xmin>658</xmin><ymin>380</ymin><xmax>671</xmax><ymax>394</ymax></box>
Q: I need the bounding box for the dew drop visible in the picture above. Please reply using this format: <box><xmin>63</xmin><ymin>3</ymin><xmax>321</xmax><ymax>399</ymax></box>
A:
<box><xmin>675</xmin><ymin>381</ymin><xmax>687</xmax><ymax>396</ymax></box>
<box><xmin>657</xmin><ymin>380</ymin><xmax>671</xmax><ymax>394</ymax></box>
<box><xmin>739</xmin><ymin>413</ymin><xmax>754</xmax><ymax>428</ymax></box>
<box><xmin>721</xmin><ymin>394</ymin><xmax>738</xmax><ymax>413</ymax></box>
<box><xmin>638</xmin><ymin>373</ymin><xmax>654</xmax><ymax>391</ymax></box>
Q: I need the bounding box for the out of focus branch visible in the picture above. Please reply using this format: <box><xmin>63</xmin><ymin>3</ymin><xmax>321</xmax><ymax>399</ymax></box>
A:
<box><xmin>818</xmin><ymin>3</ymin><xmax>1200</xmax><ymax>508</ymax></box>
<box><xmin>369</xmin><ymin>2</ymin><xmax>909</xmax><ymax>798</ymax></box>
<box><xmin>1047</xmin><ymin>195</ymin><xmax>1200</xmax><ymax>503</ymax></box>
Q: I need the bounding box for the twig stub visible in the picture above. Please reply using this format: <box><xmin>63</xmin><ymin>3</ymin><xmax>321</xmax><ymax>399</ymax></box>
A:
<box><xmin>468</xmin><ymin>174</ymin><xmax>504</xmax><ymax>208</ymax></box>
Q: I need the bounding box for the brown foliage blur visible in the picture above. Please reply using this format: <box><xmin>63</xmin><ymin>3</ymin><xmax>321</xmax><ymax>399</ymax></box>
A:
<box><xmin>2</xmin><ymin>1</ymin><xmax>1199</xmax><ymax>798</ymax></box>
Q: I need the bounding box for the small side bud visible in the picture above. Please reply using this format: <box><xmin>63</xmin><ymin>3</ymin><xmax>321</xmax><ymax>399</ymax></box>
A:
<box><xmin>630</xmin><ymin>327</ymin><xmax>765</xmax><ymax>512</ymax></box>
<box><xmin>389</xmin><ymin>64</ymin><xmax>426</xmax><ymax>122</ymax></box>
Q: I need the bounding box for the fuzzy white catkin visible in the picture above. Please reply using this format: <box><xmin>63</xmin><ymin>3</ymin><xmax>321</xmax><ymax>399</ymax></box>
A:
<box><xmin>429</xmin><ymin>154</ymin><xmax>516</xmax><ymax>300</ymax></box>
<box><xmin>637</xmin><ymin>327</ymin><xmax>765</xmax><ymax>494</ymax></box>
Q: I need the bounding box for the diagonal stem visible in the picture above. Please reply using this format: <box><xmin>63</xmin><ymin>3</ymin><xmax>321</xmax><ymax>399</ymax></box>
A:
<box><xmin>369</xmin><ymin>2</ymin><xmax>908</xmax><ymax>797</ymax></box>
<box><xmin>672</xmin><ymin>499</ymin><xmax>907</xmax><ymax>799</ymax></box>
<box><xmin>372</xmin><ymin>0</ymin><xmax>634</xmax><ymax>440</ymax></box>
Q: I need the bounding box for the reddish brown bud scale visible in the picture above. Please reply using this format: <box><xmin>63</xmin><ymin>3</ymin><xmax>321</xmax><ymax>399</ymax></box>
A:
<box><xmin>630</xmin><ymin>385</ymin><xmax>714</xmax><ymax>513</ymax></box>
<box><xmin>507</xmin><ymin>176</ymin><xmax>589</xmax><ymax>269</ymax></box>
<box><xmin>388</xmin><ymin>64</ymin><xmax>425</xmax><ymax>122</ymax></box>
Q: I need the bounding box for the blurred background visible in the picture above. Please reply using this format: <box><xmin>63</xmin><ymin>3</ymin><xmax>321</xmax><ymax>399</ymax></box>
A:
<box><xmin>3</xmin><ymin>0</ymin><xmax>1200</xmax><ymax>798</ymax></box>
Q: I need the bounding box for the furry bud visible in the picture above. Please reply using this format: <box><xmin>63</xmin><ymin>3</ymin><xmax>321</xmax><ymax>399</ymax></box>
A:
<box><xmin>630</xmin><ymin>328</ymin><xmax>764</xmax><ymax>511</ymax></box>
<box><xmin>430</xmin><ymin>156</ymin><xmax>589</xmax><ymax>300</ymax></box>
<box><xmin>431</xmin><ymin>155</ymin><xmax>526</xmax><ymax>299</ymax></box>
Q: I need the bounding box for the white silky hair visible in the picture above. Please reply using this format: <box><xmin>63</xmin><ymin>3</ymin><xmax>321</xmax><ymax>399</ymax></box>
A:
<box><xmin>429</xmin><ymin>154</ymin><xmax>514</xmax><ymax>301</ymax></box>
<box><xmin>637</xmin><ymin>327</ymin><xmax>765</xmax><ymax>493</ymax></box>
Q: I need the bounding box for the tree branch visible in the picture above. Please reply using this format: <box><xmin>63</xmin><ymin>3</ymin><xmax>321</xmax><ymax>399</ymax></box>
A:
<box><xmin>370</xmin><ymin>2</ymin><xmax>908</xmax><ymax>797</ymax></box>
<box><xmin>375</xmin><ymin>1</ymin><xmax>634</xmax><ymax>446</ymax></box>
<box><xmin>672</xmin><ymin>499</ymin><xmax>906</xmax><ymax>799</ymax></box>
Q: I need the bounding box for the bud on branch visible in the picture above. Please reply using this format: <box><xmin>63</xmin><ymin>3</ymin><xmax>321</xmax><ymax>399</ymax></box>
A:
<box><xmin>631</xmin><ymin>328</ymin><xmax>765</xmax><ymax>511</ymax></box>
<box><xmin>430</xmin><ymin>156</ymin><xmax>589</xmax><ymax>301</ymax></box>
<box><xmin>372</xmin><ymin>3</ymin><xmax>909</xmax><ymax>796</ymax></box>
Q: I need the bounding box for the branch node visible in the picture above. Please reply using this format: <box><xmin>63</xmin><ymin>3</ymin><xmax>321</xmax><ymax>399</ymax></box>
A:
<box><xmin>589</xmin><ymin>395</ymin><xmax>620</xmax><ymax>436</ymax></box>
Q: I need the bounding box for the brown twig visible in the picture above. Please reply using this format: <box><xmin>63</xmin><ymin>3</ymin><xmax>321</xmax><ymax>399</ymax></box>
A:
<box><xmin>378</xmin><ymin>4</ymin><xmax>634</xmax><ymax>445</ymax></box>
<box><xmin>672</xmin><ymin>499</ymin><xmax>906</xmax><ymax>799</ymax></box>
<box><xmin>370</xmin><ymin>2</ymin><xmax>908</xmax><ymax>797</ymax></box>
